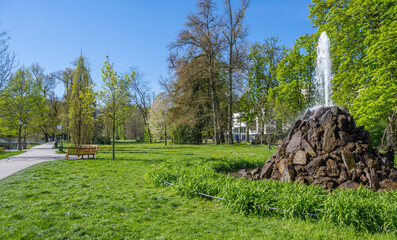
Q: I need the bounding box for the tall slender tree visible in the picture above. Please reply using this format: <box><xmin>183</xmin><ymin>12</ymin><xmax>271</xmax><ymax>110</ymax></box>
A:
<box><xmin>130</xmin><ymin>69</ymin><xmax>153</xmax><ymax>144</ymax></box>
<box><xmin>222</xmin><ymin>0</ymin><xmax>249</xmax><ymax>144</ymax></box>
<box><xmin>68</xmin><ymin>56</ymin><xmax>96</xmax><ymax>146</ymax></box>
<box><xmin>170</xmin><ymin>0</ymin><xmax>224</xmax><ymax>144</ymax></box>
<box><xmin>0</xmin><ymin>27</ymin><xmax>15</xmax><ymax>92</ymax></box>
<box><xmin>100</xmin><ymin>55</ymin><xmax>134</xmax><ymax>159</ymax></box>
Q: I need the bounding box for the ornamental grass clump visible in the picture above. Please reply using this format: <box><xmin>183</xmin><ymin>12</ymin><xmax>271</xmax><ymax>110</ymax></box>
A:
<box><xmin>147</xmin><ymin>154</ymin><xmax>397</xmax><ymax>232</ymax></box>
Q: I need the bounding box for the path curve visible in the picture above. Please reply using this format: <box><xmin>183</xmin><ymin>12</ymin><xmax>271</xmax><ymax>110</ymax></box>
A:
<box><xmin>0</xmin><ymin>142</ymin><xmax>66</xmax><ymax>180</ymax></box>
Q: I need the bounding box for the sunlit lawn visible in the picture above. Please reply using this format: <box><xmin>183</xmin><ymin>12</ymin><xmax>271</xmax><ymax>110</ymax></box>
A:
<box><xmin>0</xmin><ymin>150</ymin><xmax>25</xmax><ymax>160</ymax></box>
<box><xmin>0</xmin><ymin>141</ymin><xmax>395</xmax><ymax>239</ymax></box>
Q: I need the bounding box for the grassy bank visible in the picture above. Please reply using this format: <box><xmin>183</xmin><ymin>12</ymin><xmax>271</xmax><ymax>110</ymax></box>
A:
<box><xmin>0</xmin><ymin>150</ymin><xmax>25</xmax><ymax>160</ymax></box>
<box><xmin>0</xmin><ymin>142</ymin><xmax>395</xmax><ymax>239</ymax></box>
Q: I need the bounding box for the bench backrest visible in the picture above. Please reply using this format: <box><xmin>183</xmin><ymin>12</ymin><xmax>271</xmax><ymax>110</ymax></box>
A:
<box><xmin>79</xmin><ymin>145</ymin><xmax>98</xmax><ymax>151</ymax></box>
<box><xmin>67</xmin><ymin>146</ymin><xmax>97</xmax><ymax>155</ymax></box>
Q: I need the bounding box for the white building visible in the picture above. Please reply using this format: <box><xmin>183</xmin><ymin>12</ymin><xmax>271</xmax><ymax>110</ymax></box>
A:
<box><xmin>231</xmin><ymin>113</ymin><xmax>277</xmax><ymax>142</ymax></box>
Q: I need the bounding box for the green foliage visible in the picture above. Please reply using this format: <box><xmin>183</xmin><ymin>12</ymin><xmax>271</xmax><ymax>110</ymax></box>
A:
<box><xmin>170</xmin><ymin>125</ymin><xmax>202</xmax><ymax>144</ymax></box>
<box><xmin>309</xmin><ymin>0</ymin><xmax>397</xmax><ymax>130</ymax></box>
<box><xmin>0</xmin><ymin>146</ymin><xmax>4</xmax><ymax>154</ymax></box>
<box><xmin>241</xmin><ymin>37</ymin><xmax>287</xmax><ymax>131</ymax></box>
<box><xmin>148</xmin><ymin>150</ymin><xmax>397</xmax><ymax>232</ymax></box>
<box><xmin>368</xmin><ymin>119</ymin><xmax>388</xmax><ymax>148</ymax></box>
<box><xmin>0</xmin><ymin>142</ymin><xmax>394</xmax><ymax>239</ymax></box>
<box><xmin>99</xmin><ymin>55</ymin><xmax>134</xmax><ymax>158</ymax></box>
<box><xmin>0</xmin><ymin>67</ymin><xmax>47</xmax><ymax>137</ymax></box>
<box><xmin>271</xmin><ymin>34</ymin><xmax>317</xmax><ymax>125</ymax></box>
<box><xmin>68</xmin><ymin>56</ymin><xmax>96</xmax><ymax>146</ymax></box>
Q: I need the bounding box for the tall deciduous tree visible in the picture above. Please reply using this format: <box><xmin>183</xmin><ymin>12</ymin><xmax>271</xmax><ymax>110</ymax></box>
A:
<box><xmin>0</xmin><ymin>67</ymin><xmax>46</xmax><ymax>149</ymax></box>
<box><xmin>271</xmin><ymin>33</ymin><xmax>316</xmax><ymax>125</ymax></box>
<box><xmin>68</xmin><ymin>56</ymin><xmax>96</xmax><ymax>146</ymax></box>
<box><xmin>222</xmin><ymin>0</ymin><xmax>249</xmax><ymax>144</ymax></box>
<box><xmin>170</xmin><ymin>0</ymin><xmax>224</xmax><ymax>144</ymax></box>
<box><xmin>30</xmin><ymin>63</ymin><xmax>58</xmax><ymax>141</ymax></box>
<box><xmin>130</xmin><ymin>69</ymin><xmax>153</xmax><ymax>143</ymax></box>
<box><xmin>243</xmin><ymin>37</ymin><xmax>286</xmax><ymax>143</ymax></box>
<box><xmin>0</xmin><ymin>27</ymin><xmax>15</xmax><ymax>92</ymax></box>
<box><xmin>100</xmin><ymin>55</ymin><xmax>134</xmax><ymax>159</ymax></box>
<box><xmin>309</xmin><ymin>0</ymin><xmax>397</xmax><ymax>134</ymax></box>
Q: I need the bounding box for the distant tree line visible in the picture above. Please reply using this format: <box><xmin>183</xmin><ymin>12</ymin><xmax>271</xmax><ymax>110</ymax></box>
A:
<box><xmin>0</xmin><ymin>0</ymin><xmax>396</xmax><ymax>150</ymax></box>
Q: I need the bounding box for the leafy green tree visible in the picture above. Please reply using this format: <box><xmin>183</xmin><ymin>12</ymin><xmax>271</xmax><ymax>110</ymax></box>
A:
<box><xmin>0</xmin><ymin>67</ymin><xmax>46</xmax><ymax>149</ymax></box>
<box><xmin>30</xmin><ymin>63</ymin><xmax>58</xmax><ymax>141</ymax></box>
<box><xmin>99</xmin><ymin>55</ymin><xmax>134</xmax><ymax>159</ymax></box>
<box><xmin>242</xmin><ymin>37</ymin><xmax>286</xmax><ymax>143</ymax></box>
<box><xmin>68</xmin><ymin>56</ymin><xmax>96</xmax><ymax>146</ymax></box>
<box><xmin>271</xmin><ymin>33</ymin><xmax>316</xmax><ymax>125</ymax></box>
<box><xmin>309</xmin><ymin>0</ymin><xmax>397</xmax><ymax>133</ymax></box>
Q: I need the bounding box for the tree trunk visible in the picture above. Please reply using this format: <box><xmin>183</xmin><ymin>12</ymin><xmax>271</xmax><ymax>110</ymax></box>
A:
<box><xmin>209</xmin><ymin>56</ymin><xmax>219</xmax><ymax>145</ymax></box>
<box><xmin>228</xmin><ymin>47</ymin><xmax>234</xmax><ymax>145</ymax></box>
<box><xmin>112</xmin><ymin>119</ymin><xmax>115</xmax><ymax>160</ymax></box>
<box><xmin>246</xmin><ymin>122</ymin><xmax>250</xmax><ymax>143</ymax></box>
<box><xmin>164</xmin><ymin>130</ymin><xmax>167</xmax><ymax>146</ymax></box>
<box><xmin>18</xmin><ymin>125</ymin><xmax>22</xmax><ymax>151</ymax></box>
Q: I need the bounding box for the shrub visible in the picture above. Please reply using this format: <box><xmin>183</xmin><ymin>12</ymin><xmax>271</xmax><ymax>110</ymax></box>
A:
<box><xmin>146</xmin><ymin>155</ymin><xmax>397</xmax><ymax>232</ymax></box>
<box><xmin>170</xmin><ymin>125</ymin><xmax>202</xmax><ymax>144</ymax></box>
<box><xmin>0</xmin><ymin>146</ymin><xmax>4</xmax><ymax>154</ymax></box>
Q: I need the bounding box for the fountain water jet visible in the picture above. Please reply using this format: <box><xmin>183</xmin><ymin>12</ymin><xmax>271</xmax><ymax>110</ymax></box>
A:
<box><xmin>314</xmin><ymin>31</ymin><xmax>333</xmax><ymax>107</ymax></box>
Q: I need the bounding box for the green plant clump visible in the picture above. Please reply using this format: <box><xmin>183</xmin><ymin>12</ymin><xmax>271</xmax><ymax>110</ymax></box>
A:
<box><xmin>147</xmin><ymin>154</ymin><xmax>397</xmax><ymax>232</ymax></box>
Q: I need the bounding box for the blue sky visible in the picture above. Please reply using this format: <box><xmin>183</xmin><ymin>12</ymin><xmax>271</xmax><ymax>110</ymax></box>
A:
<box><xmin>0</xmin><ymin>0</ymin><xmax>316</xmax><ymax>97</ymax></box>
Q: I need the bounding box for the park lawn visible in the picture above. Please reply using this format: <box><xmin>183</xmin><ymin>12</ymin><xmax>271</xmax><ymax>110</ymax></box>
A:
<box><xmin>0</xmin><ymin>150</ymin><xmax>25</xmax><ymax>160</ymax></box>
<box><xmin>0</xmin><ymin>142</ymin><xmax>395</xmax><ymax>239</ymax></box>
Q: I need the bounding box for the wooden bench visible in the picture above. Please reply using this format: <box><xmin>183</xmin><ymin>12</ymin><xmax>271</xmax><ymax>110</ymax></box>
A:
<box><xmin>65</xmin><ymin>145</ymin><xmax>98</xmax><ymax>159</ymax></box>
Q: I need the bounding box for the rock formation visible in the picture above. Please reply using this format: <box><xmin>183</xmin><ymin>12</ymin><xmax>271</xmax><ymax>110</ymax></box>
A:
<box><xmin>243</xmin><ymin>106</ymin><xmax>396</xmax><ymax>191</ymax></box>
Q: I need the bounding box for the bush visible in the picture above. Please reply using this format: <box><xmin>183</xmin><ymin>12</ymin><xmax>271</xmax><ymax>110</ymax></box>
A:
<box><xmin>170</xmin><ymin>125</ymin><xmax>202</xmax><ymax>144</ymax></box>
<box><xmin>146</xmin><ymin>155</ymin><xmax>397</xmax><ymax>232</ymax></box>
<box><xmin>94</xmin><ymin>136</ymin><xmax>111</xmax><ymax>144</ymax></box>
<box><xmin>0</xmin><ymin>146</ymin><xmax>4</xmax><ymax>154</ymax></box>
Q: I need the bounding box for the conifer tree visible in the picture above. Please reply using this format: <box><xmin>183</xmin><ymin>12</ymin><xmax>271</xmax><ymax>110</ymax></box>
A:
<box><xmin>68</xmin><ymin>56</ymin><xmax>96</xmax><ymax>146</ymax></box>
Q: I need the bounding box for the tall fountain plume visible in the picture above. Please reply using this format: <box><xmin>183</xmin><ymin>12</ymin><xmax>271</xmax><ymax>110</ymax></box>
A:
<box><xmin>314</xmin><ymin>31</ymin><xmax>333</xmax><ymax>106</ymax></box>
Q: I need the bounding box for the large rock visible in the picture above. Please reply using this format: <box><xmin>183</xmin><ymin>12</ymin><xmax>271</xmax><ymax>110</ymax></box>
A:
<box><xmin>260</xmin><ymin>161</ymin><xmax>273</xmax><ymax>179</ymax></box>
<box><xmin>326</xmin><ymin>159</ymin><xmax>340</xmax><ymax>177</ymax></box>
<box><xmin>319</xmin><ymin>110</ymin><xmax>334</xmax><ymax>128</ymax></box>
<box><xmin>341</xmin><ymin>149</ymin><xmax>355</xmax><ymax>171</ymax></box>
<box><xmin>339</xmin><ymin>131</ymin><xmax>354</xmax><ymax>144</ymax></box>
<box><xmin>293</xmin><ymin>150</ymin><xmax>307</xmax><ymax>165</ymax></box>
<box><xmin>305</xmin><ymin>156</ymin><xmax>325</xmax><ymax>176</ymax></box>
<box><xmin>323</xmin><ymin>127</ymin><xmax>337</xmax><ymax>153</ymax></box>
<box><xmin>302</xmin><ymin>139</ymin><xmax>316</xmax><ymax>156</ymax></box>
<box><xmin>277</xmin><ymin>158</ymin><xmax>291</xmax><ymax>175</ymax></box>
<box><xmin>279</xmin><ymin>165</ymin><xmax>296</xmax><ymax>182</ymax></box>
<box><xmin>338</xmin><ymin>180</ymin><xmax>361</xmax><ymax>190</ymax></box>
<box><xmin>286</xmin><ymin>130</ymin><xmax>302</xmax><ymax>153</ymax></box>
<box><xmin>379</xmin><ymin>179</ymin><xmax>397</xmax><ymax>191</ymax></box>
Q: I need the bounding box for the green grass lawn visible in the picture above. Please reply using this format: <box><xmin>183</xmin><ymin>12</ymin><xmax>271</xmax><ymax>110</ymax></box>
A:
<box><xmin>0</xmin><ymin>150</ymin><xmax>25</xmax><ymax>160</ymax></box>
<box><xmin>0</xmin><ymin>142</ymin><xmax>395</xmax><ymax>239</ymax></box>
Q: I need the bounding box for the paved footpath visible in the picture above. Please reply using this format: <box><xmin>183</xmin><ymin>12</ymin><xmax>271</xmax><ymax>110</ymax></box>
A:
<box><xmin>0</xmin><ymin>142</ymin><xmax>66</xmax><ymax>180</ymax></box>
